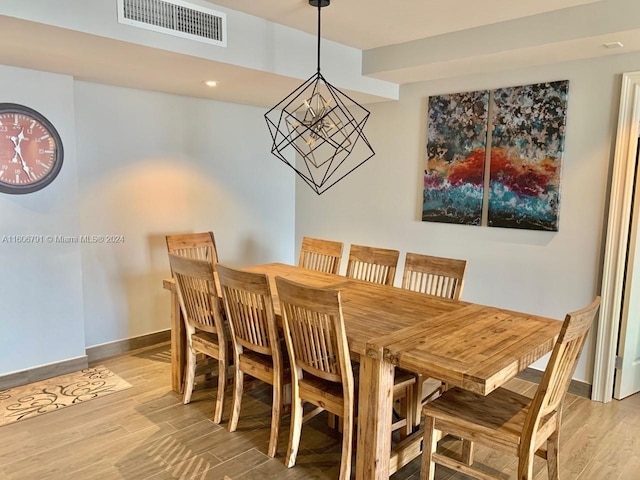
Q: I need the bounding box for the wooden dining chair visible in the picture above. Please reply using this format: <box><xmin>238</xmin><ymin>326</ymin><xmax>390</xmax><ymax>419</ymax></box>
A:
<box><xmin>420</xmin><ymin>297</ymin><xmax>601</xmax><ymax>480</ymax></box>
<box><xmin>166</xmin><ymin>231</ymin><xmax>219</xmax><ymax>263</ymax></box>
<box><xmin>216</xmin><ymin>264</ymin><xmax>290</xmax><ymax>458</ymax></box>
<box><xmin>401</xmin><ymin>252</ymin><xmax>468</xmax><ymax>427</ymax></box>
<box><xmin>402</xmin><ymin>252</ymin><xmax>467</xmax><ymax>300</ymax></box>
<box><xmin>298</xmin><ymin>236</ymin><xmax>343</xmax><ymax>275</ymax></box>
<box><xmin>167</xmin><ymin>232</ymin><xmax>220</xmax><ymax>383</ymax></box>
<box><xmin>168</xmin><ymin>253</ymin><xmax>228</xmax><ymax>424</ymax></box>
<box><xmin>275</xmin><ymin>276</ymin><xmax>355</xmax><ymax>480</ymax></box>
<box><xmin>343</xmin><ymin>243</ymin><xmax>417</xmax><ymax>438</ymax></box>
<box><xmin>346</xmin><ymin>244</ymin><xmax>400</xmax><ymax>286</ymax></box>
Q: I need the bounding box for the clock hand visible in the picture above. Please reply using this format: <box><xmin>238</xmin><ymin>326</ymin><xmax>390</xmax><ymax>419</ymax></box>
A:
<box><xmin>10</xmin><ymin>130</ymin><xmax>36</xmax><ymax>180</ymax></box>
<box><xmin>9</xmin><ymin>136</ymin><xmax>19</xmax><ymax>163</ymax></box>
<box><xmin>10</xmin><ymin>127</ymin><xmax>26</xmax><ymax>151</ymax></box>
<box><xmin>16</xmin><ymin>151</ymin><xmax>36</xmax><ymax>181</ymax></box>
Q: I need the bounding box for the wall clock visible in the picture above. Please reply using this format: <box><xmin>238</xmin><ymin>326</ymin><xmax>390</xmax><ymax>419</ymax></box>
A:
<box><xmin>0</xmin><ymin>103</ymin><xmax>64</xmax><ymax>194</ymax></box>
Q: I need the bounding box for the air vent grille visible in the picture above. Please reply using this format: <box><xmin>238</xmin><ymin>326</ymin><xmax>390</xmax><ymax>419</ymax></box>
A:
<box><xmin>118</xmin><ymin>0</ymin><xmax>226</xmax><ymax>47</ymax></box>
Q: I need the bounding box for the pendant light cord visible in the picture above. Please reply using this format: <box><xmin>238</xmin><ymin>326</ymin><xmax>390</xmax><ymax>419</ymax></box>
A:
<box><xmin>316</xmin><ymin>0</ymin><xmax>321</xmax><ymax>73</ymax></box>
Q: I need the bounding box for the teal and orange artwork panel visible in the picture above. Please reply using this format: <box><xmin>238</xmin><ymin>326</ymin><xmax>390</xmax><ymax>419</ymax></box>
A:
<box><xmin>489</xmin><ymin>81</ymin><xmax>568</xmax><ymax>231</ymax></box>
<box><xmin>422</xmin><ymin>90</ymin><xmax>489</xmax><ymax>225</ymax></box>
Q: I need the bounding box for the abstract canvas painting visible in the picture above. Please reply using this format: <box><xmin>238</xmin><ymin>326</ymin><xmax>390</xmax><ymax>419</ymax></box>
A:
<box><xmin>488</xmin><ymin>80</ymin><xmax>568</xmax><ymax>231</ymax></box>
<box><xmin>422</xmin><ymin>90</ymin><xmax>489</xmax><ymax>225</ymax></box>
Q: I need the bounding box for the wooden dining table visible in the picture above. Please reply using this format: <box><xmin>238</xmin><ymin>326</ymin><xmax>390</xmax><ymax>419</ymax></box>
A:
<box><xmin>163</xmin><ymin>262</ymin><xmax>562</xmax><ymax>480</ymax></box>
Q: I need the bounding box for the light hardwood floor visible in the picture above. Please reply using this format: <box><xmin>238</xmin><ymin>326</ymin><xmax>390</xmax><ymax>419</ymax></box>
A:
<box><xmin>1</xmin><ymin>343</ymin><xmax>639</xmax><ymax>480</ymax></box>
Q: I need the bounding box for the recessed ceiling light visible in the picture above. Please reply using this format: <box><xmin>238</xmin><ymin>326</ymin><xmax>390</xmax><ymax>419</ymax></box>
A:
<box><xmin>603</xmin><ymin>41</ymin><xmax>624</xmax><ymax>49</ymax></box>
<box><xmin>204</xmin><ymin>80</ymin><xmax>218</xmax><ymax>87</ymax></box>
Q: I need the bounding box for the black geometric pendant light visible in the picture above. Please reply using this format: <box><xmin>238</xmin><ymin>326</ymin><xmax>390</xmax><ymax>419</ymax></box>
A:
<box><xmin>264</xmin><ymin>0</ymin><xmax>375</xmax><ymax>195</ymax></box>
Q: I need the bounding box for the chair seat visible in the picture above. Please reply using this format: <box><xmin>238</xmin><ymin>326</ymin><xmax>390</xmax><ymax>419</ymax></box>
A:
<box><xmin>192</xmin><ymin>330</ymin><xmax>227</xmax><ymax>350</ymax></box>
<box><xmin>394</xmin><ymin>368</ymin><xmax>417</xmax><ymax>391</ymax></box>
<box><xmin>298</xmin><ymin>372</ymin><xmax>353</xmax><ymax>418</ymax></box>
<box><xmin>423</xmin><ymin>386</ymin><xmax>555</xmax><ymax>452</ymax></box>
<box><xmin>239</xmin><ymin>350</ymin><xmax>291</xmax><ymax>384</ymax></box>
<box><xmin>192</xmin><ymin>330</ymin><xmax>235</xmax><ymax>361</ymax></box>
<box><xmin>192</xmin><ymin>330</ymin><xmax>220</xmax><ymax>345</ymax></box>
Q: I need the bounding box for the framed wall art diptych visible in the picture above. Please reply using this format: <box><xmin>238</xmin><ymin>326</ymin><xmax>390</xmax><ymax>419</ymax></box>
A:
<box><xmin>422</xmin><ymin>80</ymin><xmax>568</xmax><ymax>232</ymax></box>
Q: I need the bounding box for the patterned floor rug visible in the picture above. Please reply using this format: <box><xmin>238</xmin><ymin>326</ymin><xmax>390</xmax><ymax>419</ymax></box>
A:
<box><xmin>0</xmin><ymin>365</ymin><xmax>132</xmax><ymax>426</ymax></box>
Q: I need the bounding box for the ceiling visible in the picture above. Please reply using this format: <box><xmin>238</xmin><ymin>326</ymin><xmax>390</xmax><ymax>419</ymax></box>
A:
<box><xmin>0</xmin><ymin>0</ymin><xmax>638</xmax><ymax>107</ymax></box>
<box><xmin>208</xmin><ymin>0</ymin><xmax>599</xmax><ymax>50</ymax></box>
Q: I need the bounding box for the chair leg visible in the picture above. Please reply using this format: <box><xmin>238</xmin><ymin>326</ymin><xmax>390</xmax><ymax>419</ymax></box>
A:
<box><xmin>517</xmin><ymin>449</ymin><xmax>536</xmax><ymax>480</ymax></box>
<box><xmin>282</xmin><ymin>383</ymin><xmax>292</xmax><ymax>414</ymax></box>
<box><xmin>284</xmin><ymin>383</ymin><xmax>292</xmax><ymax>405</ymax></box>
<box><xmin>338</xmin><ymin>412</ymin><xmax>353</xmax><ymax>480</ymax></box>
<box><xmin>182</xmin><ymin>347</ymin><xmax>197</xmax><ymax>405</ymax></box>
<box><xmin>327</xmin><ymin>413</ymin><xmax>338</xmax><ymax>430</ymax></box>
<box><xmin>395</xmin><ymin>390</ymin><xmax>412</xmax><ymax>440</ymax></box>
<box><xmin>204</xmin><ymin>354</ymin><xmax>215</xmax><ymax>382</ymax></box>
<box><xmin>228</xmin><ymin>366</ymin><xmax>244</xmax><ymax>432</ymax></box>
<box><xmin>213</xmin><ymin>356</ymin><xmax>227</xmax><ymax>424</ymax></box>
<box><xmin>420</xmin><ymin>416</ymin><xmax>437</xmax><ymax>480</ymax></box>
<box><xmin>285</xmin><ymin>391</ymin><xmax>303</xmax><ymax>468</ymax></box>
<box><xmin>404</xmin><ymin>383</ymin><xmax>415</xmax><ymax>437</ymax></box>
<box><xmin>461</xmin><ymin>439</ymin><xmax>474</xmax><ymax>465</ymax></box>
<box><xmin>413</xmin><ymin>374</ymin><xmax>423</xmax><ymax>428</ymax></box>
<box><xmin>547</xmin><ymin>430</ymin><xmax>560</xmax><ymax>480</ymax></box>
<box><xmin>268</xmin><ymin>378</ymin><xmax>283</xmax><ymax>458</ymax></box>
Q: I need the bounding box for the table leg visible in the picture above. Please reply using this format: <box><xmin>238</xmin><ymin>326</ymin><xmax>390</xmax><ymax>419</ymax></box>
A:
<box><xmin>170</xmin><ymin>286</ymin><xmax>185</xmax><ymax>393</ymax></box>
<box><xmin>355</xmin><ymin>353</ymin><xmax>395</xmax><ymax>480</ymax></box>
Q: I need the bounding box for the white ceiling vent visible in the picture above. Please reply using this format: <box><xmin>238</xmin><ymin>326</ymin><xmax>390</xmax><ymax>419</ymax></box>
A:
<box><xmin>117</xmin><ymin>0</ymin><xmax>227</xmax><ymax>47</ymax></box>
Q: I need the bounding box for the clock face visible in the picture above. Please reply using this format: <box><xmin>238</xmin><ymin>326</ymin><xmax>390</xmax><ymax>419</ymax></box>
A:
<box><xmin>0</xmin><ymin>104</ymin><xmax>63</xmax><ymax>194</ymax></box>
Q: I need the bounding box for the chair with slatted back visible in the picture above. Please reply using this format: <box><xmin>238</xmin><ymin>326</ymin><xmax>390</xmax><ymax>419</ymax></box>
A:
<box><xmin>275</xmin><ymin>276</ymin><xmax>355</xmax><ymax>480</ymax></box>
<box><xmin>346</xmin><ymin>244</ymin><xmax>400</xmax><ymax>286</ymax></box>
<box><xmin>168</xmin><ymin>253</ymin><xmax>228</xmax><ymax>424</ymax></box>
<box><xmin>420</xmin><ymin>297</ymin><xmax>601</xmax><ymax>480</ymax></box>
<box><xmin>401</xmin><ymin>252</ymin><xmax>468</xmax><ymax>428</ymax></box>
<box><xmin>402</xmin><ymin>253</ymin><xmax>467</xmax><ymax>300</ymax></box>
<box><xmin>216</xmin><ymin>264</ymin><xmax>291</xmax><ymax>458</ymax></box>
<box><xmin>298</xmin><ymin>237</ymin><xmax>343</xmax><ymax>275</ymax></box>
<box><xmin>166</xmin><ymin>231</ymin><xmax>219</xmax><ymax>263</ymax></box>
<box><xmin>343</xmin><ymin>243</ymin><xmax>416</xmax><ymax>438</ymax></box>
<box><xmin>167</xmin><ymin>232</ymin><xmax>221</xmax><ymax>383</ymax></box>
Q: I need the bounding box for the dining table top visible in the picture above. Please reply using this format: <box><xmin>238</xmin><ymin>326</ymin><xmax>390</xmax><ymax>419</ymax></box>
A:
<box><xmin>227</xmin><ymin>262</ymin><xmax>561</xmax><ymax>396</ymax></box>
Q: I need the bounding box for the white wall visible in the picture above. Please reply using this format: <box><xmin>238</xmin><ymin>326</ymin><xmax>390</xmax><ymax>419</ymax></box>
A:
<box><xmin>295</xmin><ymin>52</ymin><xmax>640</xmax><ymax>383</ymax></box>
<box><xmin>0</xmin><ymin>65</ymin><xmax>86</xmax><ymax>373</ymax></box>
<box><xmin>0</xmin><ymin>69</ymin><xmax>295</xmax><ymax>375</ymax></box>
<box><xmin>74</xmin><ymin>82</ymin><xmax>295</xmax><ymax>347</ymax></box>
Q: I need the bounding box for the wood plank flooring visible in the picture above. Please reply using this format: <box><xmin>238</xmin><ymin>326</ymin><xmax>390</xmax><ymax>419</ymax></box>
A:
<box><xmin>0</xmin><ymin>343</ymin><xmax>639</xmax><ymax>479</ymax></box>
